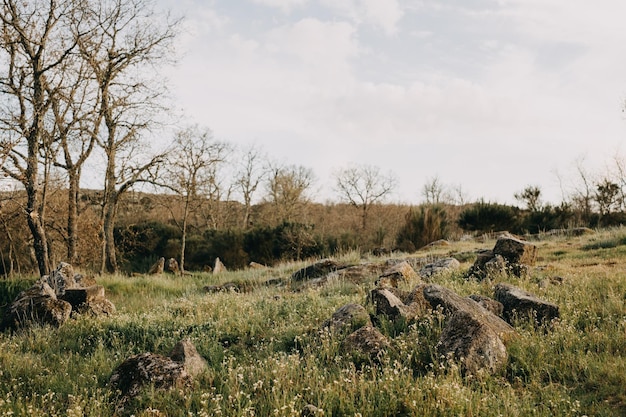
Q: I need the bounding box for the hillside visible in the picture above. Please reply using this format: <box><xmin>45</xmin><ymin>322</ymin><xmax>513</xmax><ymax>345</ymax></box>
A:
<box><xmin>0</xmin><ymin>228</ymin><xmax>624</xmax><ymax>416</ymax></box>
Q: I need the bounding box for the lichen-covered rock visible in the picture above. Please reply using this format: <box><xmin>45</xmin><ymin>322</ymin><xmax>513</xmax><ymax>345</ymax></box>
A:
<box><xmin>494</xmin><ymin>283</ymin><xmax>560</xmax><ymax>325</ymax></box>
<box><xmin>60</xmin><ymin>285</ymin><xmax>116</xmax><ymax>317</ymax></box>
<box><xmin>42</xmin><ymin>262</ymin><xmax>77</xmax><ymax>296</ymax></box>
<box><xmin>148</xmin><ymin>257</ymin><xmax>165</xmax><ymax>275</ymax></box>
<box><xmin>375</xmin><ymin>261</ymin><xmax>417</xmax><ymax>287</ymax></box>
<box><xmin>1</xmin><ymin>282</ymin><xmax>72</xmax><ymax>330</ymax></box>
<box><xmin>468</xmin><ymin>294</ymin><xmax>504</xmax><ymax>316</ymax></box>
<box><xmin>169</xmin><ymin>339</ymin><xmax>208</xmax><ymax>377</ymax></box>
<box><xmin>342</xmin><ymin>325</ymin><xmax>390</xmax><ymax>363</ymax></box>
<box><xmin>333</xmin><ymin>263</ymin><xmax>385</xmax><ymax>284</ymax></box>
<box><xmin>213</xmin><ymin>257</ymin><xmax>227</xmax><ymax>274</ymax></box>
<box><xmin>166</xmin><ymin>258</ymin><xmax>180</xmax><ymax>274</ymax></box>
<box><xmin>418</xmin><ymin>258</ymin><xmax>461</xmax><ymax>279</ymax></box>
<box><xmin>370</xmin><ymin>288</ymin><xmax>422</xmax><ymax>322</ymax></box>
<box><xmin>423</xmin><ymin>284</ymin><xmax>516</xmax><ymax>342</ymax></box>
<box><xmin>323</xmin><ymin>303</ymin><xmax>371</xmax><ymax>335</ymax></box>
<box><xmin>109</xmin><ymin>352</ymin><xmax>191</xmax><ymax>400</ymax></box>
<box><xmin>493</xmin><ymin>236</ymin><xmax>537</xmax><ymax>266</ymax></box>
<box><xmin>438</xmin><ymin>310</ymin><xmax>508</xmax><ymax>375</ymax></box>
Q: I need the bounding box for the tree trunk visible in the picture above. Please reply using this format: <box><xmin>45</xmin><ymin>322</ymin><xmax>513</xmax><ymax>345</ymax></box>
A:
<box><xmin>67</xmin><ymin>171</ymin><xmax>79</xmax><ymax>264</ymax></box>
<box><xmin>101</xmin><ymin>145</ymin><xmax>119</xmax><ymax>274</ymax></box>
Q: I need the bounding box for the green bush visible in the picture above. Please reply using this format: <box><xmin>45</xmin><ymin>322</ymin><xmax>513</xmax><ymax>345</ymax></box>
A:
<box><xmin>395</xmin><ymin>205</ymin><xmax>448</xmax><ymax>251</ymax></box>
<box><xmin>458</xmin><ymin>201</ymin><xmax>520</xmax><ymax>233</ymax></box>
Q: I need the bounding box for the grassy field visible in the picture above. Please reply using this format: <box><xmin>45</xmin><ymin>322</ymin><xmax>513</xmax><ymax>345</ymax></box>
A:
<box><xmin>0</xmin><ymin>229</ymin><xmax>625</xmax><ymax>416</ymax></box>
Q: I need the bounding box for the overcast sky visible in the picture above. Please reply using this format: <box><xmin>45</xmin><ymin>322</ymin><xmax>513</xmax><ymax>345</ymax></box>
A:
<box><xmin>156</xmin><ymin>0</ymin><xmax>626</xmax><ymax>205</ymax></box>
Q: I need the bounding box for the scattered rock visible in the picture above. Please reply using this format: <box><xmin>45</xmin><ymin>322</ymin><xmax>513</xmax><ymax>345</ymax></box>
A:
<box><xmin>41</xmin><ymin>262</ymin><xmax>77</xmax><ymax>296</ymax></box>
<box><xmin>213</xmin><ymin>257</ymin><xmax>227</xmax><ymax>274</ymax></box>
<box><xmin>342</xmin><ymin>325</ymin><xmax>390</xmax><ymax>363</ymax></box>
<box><xmin>61</xmin><ymin>285</ymin><xmax>116</xmax><ymax>317</ymax></box>
<box><xmin>249</xmin><ymin>262</ymin><xmax>266</xmax><ymax>269</ymax></box>
<box><xmin>418</xmin><ymin>258</ymin><xmax>461</xmax><ymax>279</ymax></box>
<box><xmin>371</xmin><ymin>247</ymin><xmax>391</xmax><ymax>257</ymax></box>
<box><xmin>369</xmin><ymin>288</ymin><xmax>422</xmax><ymax>322</ymax></box>
<box><xmin>169</xmin><ymin>339</ymin><xmax>208</xmax><ymax>377</ymax></box>
<box><xmin>421</xmin><ymin>239</ymin><xmax>450</xmax><ymax>249</ymax></box>
<box><xmin>403</xmin><ymin>283</ymin><xmax>431</xmax><ymax>311</ymax></box>
<box><xmin>291</xmin><ymin>259</ymin><xmax>343</xmax><ymax>281</ymax></box>
<box><xmin>333</xmin><ymin>263</ymin><xmax>385</xmax><ymax>284</ymax></box>
<box><xmin>493</xmin><ymin>236</ymin><xmax>537</xmax><ymax>266</ymax></box>
<box><xmin>0</xmin><ymin>281</ymin><xmax>72</xmax><ymax>330</ymax></box>
<box><xmin>148</xmin><ymin>257</ymin><xmax>165</xmax><ymax>275</ymax></box>
<box><xmin>494</xmin><ymin>283</ymin><xmax>560</xmax><ymax>325</ymax></box>
<box><xmin>438</xmin><ymin>309</ymin><xmax>508</xmax><ymax>375</ymax></box>
<box><xmin>468</xmin><ymin>237</ymin><xmax>537</xmax><ymax>280</ymax></box>
<box><xmin>323</xmin><ymin>303</ymin><xmax>371</xmax><ymax>335</ymax></box>
<box><xmin>166</xmin><ymin>258</ymin><xmax>180</xmax><ymax>274</ymax></box>
<box><xmin>375</xmin><ymin>261</ymin><xmax>417</xmax><ymax>287</ymax></box>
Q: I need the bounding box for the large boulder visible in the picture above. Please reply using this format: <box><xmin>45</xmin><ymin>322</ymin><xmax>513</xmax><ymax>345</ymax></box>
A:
<box><xmin>323</xmin><ymin>303</ymin><xmax>371</xmax><ymax>335</ymax></box>
<box><xmin>493</xmin><ymin>236</ymin><xmax>537</xmax><ymax>266</ymax></box>
<box><xmin>1</xmin><ymin>282</ymin><xmax>72</xmax><ymax>331</ymax></box>
<box><xmin>60</xmin><ymin>285</ymin><xmax>116</xmax><ymax>317</ymax></box>
<box><xmin>494</xmin><ymin>283</ymin><xmax>560</xmax><ymax>325</ymax></box>
<box><xmin>418</xmin><ymin>258</ymin><xmax>461</xmax><ymax>279</ymax></box>
<box><xmin>468</xmin><ymin>294</ymin><xmax>504</xmax><ymax>316</ymax></box>
<box><xmin>166</xmin><ymin>258</ymin><xmax>180</xmax><ymax>274</ymax></box>
<box><xmin>42</xmin><ymin>262</ymin><xmax>77</xmax><ymax>296</ymax></box>
<box><xmin>423</xmin><ymin>284</ymin><xmax>515</xmax><ymax>341</ymax></box>
<box><xmin>168</xmin><ymin>339</ymin><xmax>208</xmax><ymax>377</ymax></box>
<box><xmin>148</xmin><ymin>257</ymin><xmax>165</xmax><ymax>275</ymax></box>
<box><xmin>438</xmin><ymin>310</ymin><xmax>508</xmax><ymax>375</ymax></box>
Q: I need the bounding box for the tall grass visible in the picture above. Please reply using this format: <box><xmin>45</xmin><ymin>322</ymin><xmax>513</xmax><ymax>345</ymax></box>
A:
<box><xmin>0</xmin><ymin>230</ymin><xmax>624</xmax><ymax>416</ymax></box>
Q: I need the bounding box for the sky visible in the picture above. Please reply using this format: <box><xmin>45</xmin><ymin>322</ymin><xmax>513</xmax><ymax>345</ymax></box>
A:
<box><xmin>156</xmin><ymin>0</ymin><xmax>626</xmax><ymax>205</ymax></box>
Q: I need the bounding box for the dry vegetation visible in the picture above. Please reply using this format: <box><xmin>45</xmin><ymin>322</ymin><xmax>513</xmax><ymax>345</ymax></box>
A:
<box><xmin>0</xmin><ymin>228</ymin><xmax>625</xmax><ymax>416</ymax></box>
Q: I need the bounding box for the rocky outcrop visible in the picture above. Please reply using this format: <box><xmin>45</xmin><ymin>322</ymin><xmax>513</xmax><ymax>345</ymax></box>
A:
<box><xmin>0</xmin><ymin>281</ymin><xmax>72</xmax><ymax>331</ymax></box>
<box><xmin>494</xmin><ymin>283</ymin><xmax>560</xmax><ymax>325</ymax></box>
<box><xmin>418</xmin><ymin>258</ymin><xmax>461</xmax><ymax>279</ymax></box>
<box><xmin>1</xmin><ymin>262</ymin><xmax>115</xmax><ymax>331</ymax></box>
<box><xmin>468</xmin><ymin>236</ymin><xmax>537</xmax><ymax>280</ymax></box>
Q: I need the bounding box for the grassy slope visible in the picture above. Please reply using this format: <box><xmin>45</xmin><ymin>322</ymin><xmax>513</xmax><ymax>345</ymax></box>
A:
<box><xmin>0</xmin><ymin>231</ymin><xmax>624</xmax><ymax>416</ymax></box>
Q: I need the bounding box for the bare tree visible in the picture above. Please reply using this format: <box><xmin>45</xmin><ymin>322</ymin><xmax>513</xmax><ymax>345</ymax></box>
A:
<box><xmin>77</xmin><ymin>0</ymin><xmax>179</xmax><ymax>273</ymax></box>
<box><xmin>421</xmin><ymin>176</ymin><xmax>451</xmax><ymax>205</ymax></box>
<box><xmin>334</xmin><ymin>164</ymin><xmax>397</xmax><ymax>231</ymax></box>
<box><xmin>234</xmin><ymin>144</ymin><xmax>267</xmax><ymax>229</ymax></box>
<box><xmin>163</xmin><ymin>126</ymin><xmax>229</xmax><ymax>273</ymax></box>
<box><xmin>265</xmin><ymin>164</ymin><xmax>315</xmax><ymax>225</ymax></box>
<box><xmin>0</xmin><ymin>0</ymin><xmax>79</xmax><ymax>275</ymax></box>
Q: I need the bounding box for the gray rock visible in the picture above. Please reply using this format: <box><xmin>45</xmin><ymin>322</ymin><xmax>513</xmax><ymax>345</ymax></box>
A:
<box><xmin>438</xmin><ymin>310</ymin><xmax>508</xmax><ymax>375</ymax></box>
<box><xmin>375</xmin><ymin>261</ymin><xmax>417</xmax><ymax>287</ymax></box>
<box><xmin>370</xmin><ymin>288</ymin><xmax>421</xmax><ymax>322</ymax></box>
<box><xmin>291</xmin><ymin>259</ymin><xmax>343</xmax><ymax>281</ymax></box>
<box><xmin>166</xmin><ymin>258</ymin><xmax>180</xmax><ymax>274</ymax></box>
<box><xmin>213</xmin><ymin>257</ymin><xmax>227</xmax><ymax>274</ymax></box>
<box><xmin>301</xmin><ymin>404</ymin><xmax>322</xmax><ymax>416</ymax></box>
<box><xmin>1</xmin><ymin>282</ymin><xmax>72</xmax><ymax>330</ymax></box>
<box><xmin>324</xmin><ymin>303</ymin><xmax>371</xmax><ymax>335</ymax></box>
<box><xmin>342</xmin><ymin>325</ymin><xmax>390</xmax><ymax>363</ymax></box>
<box><xmin>418</xmin><ymin>258</ymin><xmax>461</xmax><ymax>279</ymax></box>
<box><xmin>42</xmin><ymin>262</ymin><xmax>77</xmax><ymax>296</ymax></box>
<box><xmin>468</xmin><ymin>294</ymin><xmax>504</xmax><ymax>316</ymax></box>
<box><xmin>148</xmin><ymin>257</ymin><xmax>165</xmax><ymax>275</ymax></box>
<box><xmin>494</xmin><ymin>283</ymin><xmax>560</xmax><ymax>325</ymax></box>
<box><xmin>493</xmin><ymin>236</ymin><xmax>537</xmax><ymax>266</ymax></box>
<box><xmin>169</xmin><ymin>339</ymin><xmax>208</xmax><ymax>377</ymax></box>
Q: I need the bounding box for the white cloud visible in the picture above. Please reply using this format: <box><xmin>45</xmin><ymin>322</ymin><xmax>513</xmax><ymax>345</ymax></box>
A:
<box><xmin>320</xmin><ymin>0</ymin><xmax>404</xmax><ymax>35</ymax></box>
<box><xmin>250</xmin><ymin>0</ymin><xmax>308</xmax><ymax>12</ymax></box>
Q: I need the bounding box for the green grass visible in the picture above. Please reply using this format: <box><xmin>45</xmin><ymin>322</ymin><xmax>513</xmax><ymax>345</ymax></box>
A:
<box><xmin>0</xmin><ymin>230</ymin><xmax>625</xmax><ymax>416</ymax></box>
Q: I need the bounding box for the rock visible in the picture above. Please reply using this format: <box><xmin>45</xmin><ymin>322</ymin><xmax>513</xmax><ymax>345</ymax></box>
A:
<box><xmin>73</xmin><ymin>298</ymin><xmax>116</xmax><ymax>317</ymax></box>
<box><xmin>403</xmin><ymin>283</ymin><xmax>432</xmax><ymax>311</ymax></box>
<box><xmin>168</xmin><ymin>339</ymin><xmax>208</xmax><ymax>377</ymax></box>
<box><xmin>371</xmin><ymin>247</ymin><xmax>391</xmax><ymax>256</ymax></box>
<box><xmin>109</xmin><ymin>352</ymin><xmax>191</xmax><ymax>400</ymax></box>
<box><xmin>249</xmin><ymin>262</ymin><xmax>266</xmax><ymax>269</ymax></box>
<box><xmin>468</xmin><ymin>294</ymin><xmax>504</xmax><ymax>316</ymax></box>
<box><xmin>323</xmin><ymin>303</ymin><xmax>371</xmax><ymax>335</ymax></box>
<box><xmin>418</xmin><ymin>258</ymin><xmax>461</xmax><ymax>279</ymax></box>
<box><xmin>494</xmin><ymin>283</ymin><xmax>560</xmax><ymax>325</ymax></box>
<box><xmin>74</xmin><ymin>273</ymin><xmax>98</xmax><ymax>287</ymax></box>
<box><xmin>493</xmin><ymin>236</ymin><xmax>537</xmax><ymax>266</ymax></box>
<box><xmin>203</xmin><ymin>285</ymin><xmax>222</xmax><ymax>293</ymax></box>
<box><xmin>42</xmin><ymin>262</ymin><xmax>77</xmax><ymax>296</ymax></box>
<box><xmin>61</xmin><ymin>285</ymin><xmax>106</xmax><ymax>306</ymax></box>
<box><xmin>148</xmin><ymin>257</ymin><xmax>165</xmax><ymax>275</ymax></box>
<box><xmin>213</xmin><ymin>257</ymin><xmax>227</xmax><ymax>274</ymax></box>
<box><xmin>370</xmin><ymin>288</ymin><xmax>421</xmax><ymax>322</ymax></box>
<box><xmin>301</xmin><ymin>404</ymin><xmax>322</xmax><ymax>416</ymax></box>
<box><xmin>375</xmin><ymin>261</ymin><xmax>417</xmax><ymax>287</ymax></box>
<box><xmin>1</xmin><ymin>282</ymin><xmax>72</xmax><ymax>330</ymax></box>
<box><xmin>422</xmin><ymin>239</ymin><xmax>450</xmax><ymax>249</ymax></box>
<box><xmin>166</xmin><ymin>258</ymin><xmax>180</xmax><ymax>274</ymax></box>
<box><xmin>438</xmin><ymin>310</ymin><xmax>508</xmax><ymax>375</ymax></box>
<box><xmin>342</xmin><ymin>325</ymin><xmax>390</xmax><ymax>363</ymax></box>
<box><xmin>423</xmin><ymin>284</ymin><xmax>516</xmax><ymax>341</ymax></box>
<box><xmin>291</xmin><ymin>259</ymin><xmax>343</xmax><ymax>281</ymax></box>
<box><xmin>333</xmin><ymin>263</ymin><xmax>385</xmax><ymax>284</ymax></box>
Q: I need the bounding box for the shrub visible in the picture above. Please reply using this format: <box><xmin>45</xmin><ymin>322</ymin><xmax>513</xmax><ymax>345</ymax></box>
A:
<box><xmin>458</xmin><ymin>201</ymin><xmax>520</xmax><ymax>233</ymax></box>
<box><xmin>395</xmin><ymin>205</ymin><xmax>448</xmax><ymax>252</ymax></box>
